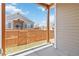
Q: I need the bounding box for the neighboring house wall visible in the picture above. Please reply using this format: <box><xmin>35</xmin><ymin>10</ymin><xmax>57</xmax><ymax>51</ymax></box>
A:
<box><xmin>27</xmin><ymin>23</ymin><xmax>34</xmax><ymax>28</ymax></box>
<box><xmin>8</xmin><ymin>23</ymin><xmax>11</xmax><ymax>28</ymax></box>
<box><xmin>56</xmin><ymin>4</ymin><xmax>79</xmax><ymax>55</ymax></box>
<box><xmin>6</xmin><ymin>13</ymin><xmax>34</xmax><ymax>29</ymax></box>
<box><xmin>6</xmin><ymin>20</ymin><xmax>34</xmax><ymax>29</ymax></box>
<box><xmin>6</xmin><ymin>20</ymin><xmax>13</xmax><ymax>29</ymax></box>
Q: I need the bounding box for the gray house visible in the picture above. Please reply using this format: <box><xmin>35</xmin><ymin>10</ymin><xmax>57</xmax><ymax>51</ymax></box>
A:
<box><xmin>6</xmin><ymin>12</ymin><xmax>34</xmax><ymax>29</ymax></box>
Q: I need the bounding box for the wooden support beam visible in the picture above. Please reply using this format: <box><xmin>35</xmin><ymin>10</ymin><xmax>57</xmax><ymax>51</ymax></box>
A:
<box><xmin>37</xmin><ymin>3</ymin><xmax>54</xmax><ymax>9</ymax></box>
<box><xmin>47</xmin><ymin>6</ymin><xmax>50</xmax><ymax>43</ymax></box>
<box><xmin>37</xmin><ymin>3</ymin><xmax>53</xmax><ymax>43</ymax></box>
<box><xmin>2</xmin><ymin>3</ymin><xmax>6</xmax><ymax>56</ymax></box>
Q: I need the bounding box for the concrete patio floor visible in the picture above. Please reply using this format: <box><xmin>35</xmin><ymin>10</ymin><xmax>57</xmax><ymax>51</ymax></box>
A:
<box><xmin>13</xmin><ymin>44</ymin><xmax>68</xmax><ymax>56</ymax></box>
<box><xmin>26</xmin><ymin>46</ymin><xmax>67</xmax><ymax>56</ymax></box>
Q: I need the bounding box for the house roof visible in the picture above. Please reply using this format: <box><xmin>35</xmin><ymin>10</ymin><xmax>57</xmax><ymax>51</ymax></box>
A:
<box><xmin>6</xmin><ymin>12</ymin><xmax>34</xmax><ymax>24</ymax></box>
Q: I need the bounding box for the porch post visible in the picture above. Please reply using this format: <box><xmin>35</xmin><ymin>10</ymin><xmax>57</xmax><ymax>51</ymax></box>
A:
<box><xmin>47</xmin><ymin>5</ymin><xmax>50</xmax><ymax>43</ymax></box>
<box><xmin>2</xmin><ymin>3</ymin><xmax>6</xmax><ymax>56</ymax></box>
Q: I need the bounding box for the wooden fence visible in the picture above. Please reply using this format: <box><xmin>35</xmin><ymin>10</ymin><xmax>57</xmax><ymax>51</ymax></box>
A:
<box><xmin>5</xmin><ymin>29</ymin><xmax>54</xmax><ymax>47</ymax></box>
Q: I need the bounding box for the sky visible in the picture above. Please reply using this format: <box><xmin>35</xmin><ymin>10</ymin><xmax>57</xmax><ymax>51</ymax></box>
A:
<box><xmin>6</xmin><ymin>3</ymin><xmax>55</xmax><ymax>27</ymax></box>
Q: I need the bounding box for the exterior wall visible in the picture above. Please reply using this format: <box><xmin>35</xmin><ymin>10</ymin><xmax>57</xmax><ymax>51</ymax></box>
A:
<box><xmin>26</xmin><ymin>23</ymin><xmax>32</xmax><ymax>28</ymax></box>
<box><xmin>6</xmin><ymin>21</ymin><xmax>34</xmax><ymax>29</ymax></box>
<box><xmin>23</xmin><ymin>23</ymin><xmax>34</xmax><ymax>29</ymax></box>
<box><xmin>6</xmin><ymin>20</ymin><xmax>13</xmax><ymax>29</ymax></box>
<box><xmin>6</xmin><ymin>18</ymin><xmax>34</xmax><ymax>29</ymax></box>
<box><xmin>56</xmin><ymin>4</ymin><xmax>79</xmax><ymax>55</ymax></box>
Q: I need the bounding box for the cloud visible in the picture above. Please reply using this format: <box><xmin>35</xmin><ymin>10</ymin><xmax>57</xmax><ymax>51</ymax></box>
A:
<box><xmin>39</xmin><ymin>15</ymin><xmax>55</xmax><ymax>27</ymax></box>
<box><xmin>38</xmin><ymin>7</ymin><xmax>46</xmax><ymax>12</ymax></box>
<box><xmin>6</xmin><ymin>5</ymin><xmax>24</xmax><ymax>15</ymax></box>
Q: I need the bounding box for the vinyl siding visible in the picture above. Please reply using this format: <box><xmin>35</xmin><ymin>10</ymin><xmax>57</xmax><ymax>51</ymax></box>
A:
<box><xmin>56</xmin><ymin>4</ymin><xmax>79</xmax><ymax>56</ymax></box>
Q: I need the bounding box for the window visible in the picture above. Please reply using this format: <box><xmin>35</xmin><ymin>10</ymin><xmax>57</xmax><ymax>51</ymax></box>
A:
<box><xmin>25</xmin><ymin>24</ymin><xmax>27</xmax><ymax>28</ymax></box>
<box><xmin>8</xmin><ymin>23</ymin><xmax>11</xmax><ymax>28</ymax></box>
<box><xmin>31</xmin><ymin>24</ymin><xmax>33</xmax><ymax>28</ymax></box>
